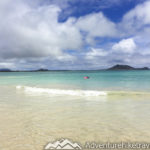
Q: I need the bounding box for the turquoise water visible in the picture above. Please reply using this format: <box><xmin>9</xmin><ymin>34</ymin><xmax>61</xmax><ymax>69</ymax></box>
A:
<box><xmin>0</xmin><ymin>70</ymin><xmax>150</xmax><ymax>91</ymax></box>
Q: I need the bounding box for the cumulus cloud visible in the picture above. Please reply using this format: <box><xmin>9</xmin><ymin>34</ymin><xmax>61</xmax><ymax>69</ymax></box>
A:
<box><xmin>86</xmin><ymin>48</ymin><xmax>108</xmax><ymax>60</ymax></box>
<box><xmin>112</xmin><ymin>38</ymin><xmax>136</xmax><ymax>54</ymax></box>
<box><xmin>82</xmin><ymin>0</ymin><xmax>150</xmax><ymax>68</ymax></box>
<box><xmin>121</xmin><ymin>0</ymin><xmax>150</xmax><ymax>33</ymax></box>
<box><xmin>0</xmin><ymin>0</ymin><xmax>82</xmax><ymax>61</ymax></box>
<box><xmin>0</xmin><ymin>62</ymin><xmax>15</xmax><ymax>69</ymax></box>
<box><xmin>0</xmin><ymin>0</ymin><xmax>120</xmax><ymax>69</ymax></box>
<box><xmin>76</xmin><ymin>12</ymin><xmax>117</xmax><ymax>38</ymax></box>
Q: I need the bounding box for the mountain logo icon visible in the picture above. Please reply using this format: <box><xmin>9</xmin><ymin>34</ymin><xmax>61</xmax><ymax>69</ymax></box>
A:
<box><xmin>44</xmin><ymin>139</ymin><xmax>82</xmax><ymax>149</ymax></box>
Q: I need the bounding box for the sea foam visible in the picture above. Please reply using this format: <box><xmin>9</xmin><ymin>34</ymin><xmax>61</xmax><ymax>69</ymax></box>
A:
<box><xmin>16</xmin><ymin>85</ymin><xmax>107</xmax><ymax>96</ymax></box>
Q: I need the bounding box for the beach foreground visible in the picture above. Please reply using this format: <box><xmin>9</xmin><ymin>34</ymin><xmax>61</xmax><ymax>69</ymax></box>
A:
<box><xmin>0</xmin><ymin>71</ymin><xmax>150</xmax><ymax>150</ymax></box>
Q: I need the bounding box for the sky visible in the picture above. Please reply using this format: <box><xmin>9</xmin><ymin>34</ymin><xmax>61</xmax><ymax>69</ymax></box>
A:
<box><xmin>0</xmin><ymin>0</ymin><xmax>150</xmax><ymax>70</ymax></box>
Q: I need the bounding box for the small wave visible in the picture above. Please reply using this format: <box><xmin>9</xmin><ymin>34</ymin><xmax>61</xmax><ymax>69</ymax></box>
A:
<box><xmin>16</xmin><ymin>85</ymin><xmax>150</xmax><ymax>97</ymax></box>
<box><xmin>16</xmin><ymin>85</ymin><xmax>107</xmax><ymax>96</ymax></box>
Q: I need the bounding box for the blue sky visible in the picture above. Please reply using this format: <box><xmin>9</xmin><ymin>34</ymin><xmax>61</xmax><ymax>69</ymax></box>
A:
<box><xmin>0</xmin><ymin>0</ymin><xmax>150</xmax><ymax>70</ymax></box>
<box><xmin>58</xmin><ymin>0</ymin><xmax>145</xmax><ymax>22</ymax></box>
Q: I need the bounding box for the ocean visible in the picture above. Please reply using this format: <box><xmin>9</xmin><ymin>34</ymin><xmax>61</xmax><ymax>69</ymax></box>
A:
<box><xmin>0</xmin><ymin>70</ymin><xmax>150</xmax><ymax>150</ymax></box>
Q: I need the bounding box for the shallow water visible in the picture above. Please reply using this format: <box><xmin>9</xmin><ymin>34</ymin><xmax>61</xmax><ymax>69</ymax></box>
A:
<box><xmin>1</xmin><ymin>70</ymin><xmax>150</xmax><ymax>91</ymax></box>
<box><xmin>0</xmin><ymin>71</ymin><xmax>150</xmax><ymax>150</ymax></box>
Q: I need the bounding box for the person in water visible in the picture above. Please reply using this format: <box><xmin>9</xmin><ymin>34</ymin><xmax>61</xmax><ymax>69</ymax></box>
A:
<box><xmin>84</xmin><ymin>76</ymin><xmax>90</xmax><ymax>79</ymax></box>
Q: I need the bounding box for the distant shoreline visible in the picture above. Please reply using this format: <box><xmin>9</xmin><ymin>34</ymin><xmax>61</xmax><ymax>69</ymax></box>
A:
<box><xmin>0</xmin><ymin>64</ymin><xmax>149</xmax><ymax>72</ymax></box>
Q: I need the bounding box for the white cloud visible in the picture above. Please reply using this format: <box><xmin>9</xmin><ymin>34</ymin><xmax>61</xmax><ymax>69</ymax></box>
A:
<box><xmin>112</xmin><ymin>38</ymin><xmax>136</xmax><ymax>54</ymax></box>
<box><xmin>57</xmin><ymin>54</ymin><xmax>76</xmax><ymax>62</ymax></box>
<box><xmin>0</xmin><ymin>1</ymin><xmax>82</xmax><ymax>61</ymax></box>
<box><xmin>76</xmin><ymin>12</ymin><xmax>117</xmax><ymax>38</ymax></box>
<box><xmin>86</xmin><ymin>48</ymin><xmax>108</xmax><ymax>60</ymax></box>
<box><xmin>0</xmin><ymin>62</ymin><xmax>15</xmax><ymax>69</ymax></box>
<box><xmin>121</xmin><ymin>0</ymin><xmax>150</xmax><ymax>33</ymax></box>
<box><xmin>0</xmin><ymin>0</ymin><xmax>120</xmax><ymax>69</ymax></box>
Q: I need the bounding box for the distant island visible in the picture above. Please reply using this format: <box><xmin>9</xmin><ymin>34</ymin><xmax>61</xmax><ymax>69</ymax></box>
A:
<box><xmin>35</xmin><ymin>68</ymin><xmax>49</xmax><ymax>72</ymax></box>
<box><xmin>107</xmin><ymin>64</ymin><xmax>149</xmax><ymax>70</ymax></box>
<box><xmin>0</xmin><ymin>65</ymin><xmax>149</xmax><ymax>72</ymax></box>
<box><xmin>0</xmin><ymin>68</ymin><xmax>50</xmax><ymax>72</ymax></box>
<box><xmin>0</xmin><ymin>68</ymin><xmax>12</xmax><ymax>72</ymax></box>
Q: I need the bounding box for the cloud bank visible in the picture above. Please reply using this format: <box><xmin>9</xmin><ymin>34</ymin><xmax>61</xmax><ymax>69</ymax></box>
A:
<box><xmin>0</xmin><ymin>0</ymin><xmax>150</xmax><ymax>69</ymax></box>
